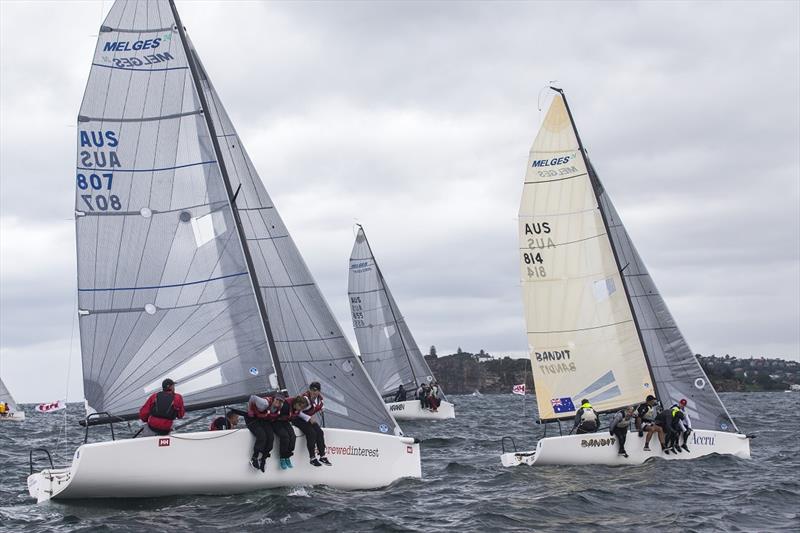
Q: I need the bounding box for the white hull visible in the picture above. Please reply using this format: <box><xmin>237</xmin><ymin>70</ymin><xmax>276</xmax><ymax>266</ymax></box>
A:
<box><xmin>0</xmin><ymin>411</ymin><xmax>25</xmax><ymax>422</ymax></box>
<box><xmin>387</xmin><ymin>400</ymin><xmax>455</xmax><ymax>420</ymax></box>
<box><xmin>28</xmin><ymin>427</ymin><xmax>421</xmax><ymax>502</ymax></box>
<box><xmin>501</xmin><ymin>430</ymin><xmax>750</xmax><ymax>467</ymax></box>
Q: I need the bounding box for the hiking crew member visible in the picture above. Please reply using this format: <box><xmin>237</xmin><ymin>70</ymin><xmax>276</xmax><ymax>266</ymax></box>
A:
<box><xmin>428</xmin><ymin>382</ymin><xmax>441</xmax><ymax>412</ymax></box>
<box><xmin>418</xmin><ymin>383</ymin><xmax>430</xmax><ymax>409</ymax></box>
<box><xmin>572</xmin><ymin>399</ymin><xmax>599</xmax><ymax>434</ymax></box>
<box><xmin>663</xmin><ymin>403</ymin><xmax>688</xmax><ymax>454</ymax></box>
<box><xmin>0</xmin><ymin>402</ymin><xmax>5</xmax><ymax>416</ymax></box>
<box><xmin>394</xmin><ymin>384</ymin><xmax>407</xmax><ymax>402</ymax></box>
<box><xmin>676</xmin><ymin>398</ymin><xmax>692</xmax><ymax>452</ymax></box>
<box><xmin>636</xmin><ymin>395</ymin><xmax>666</xmax><ymax>452</ymax></box>
<box><xmin>292</xmin><ymin>381</ymin><xmax>331</xmax><ymax>467</ymax></box>
<box><xmin>209</xmin><ymin>409</ymin><xmax>243</xmax><ymax>431</ymax></box>
<box><xmin>138</xmin><ymin>378</ymin><xmax>185</xmax><ymax>437</ymax></box>
<box><xmin>246</xmin><ymin>392</ymin><xmax>286</xmax><ymax>472</ymax></box>
<box><xmin>609</xmin><ymin>406</ymin><xmax>635</xmax><ymax>457</ymax></box>
<box><xmin>273</xmin><ymin>393</ymin><xmax>298</xmax><ymax>470</ymax></box>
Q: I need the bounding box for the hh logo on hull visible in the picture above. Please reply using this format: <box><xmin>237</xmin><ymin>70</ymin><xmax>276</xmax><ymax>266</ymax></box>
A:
<box><xmin>406</xmin><ymin>446</ymin><xmax>413</xmax><ymax>454</ymax></box>
<box><xmin>158</xmin><ymin>438</ymin><xmax>170</xmax><ymax>447</ymax></box>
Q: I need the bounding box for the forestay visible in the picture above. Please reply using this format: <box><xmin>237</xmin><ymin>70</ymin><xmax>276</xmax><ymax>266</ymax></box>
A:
<box><xmin>348</xmin><ymin>227</ymin><xmax>439</xmax><ymax>399</ymax></box>
<box><xmin>0</xmin><ymin>377</ymin><xmax>19</xmax><ymax>412</ymax></box>
<box><xmin>520</xmin><ymin>94</ymin><xmax>654</xmax><ymax>421</ymax></box>
<box><xmin>76</xmin><ymin>0</ymin><xmax>398</xmax><ymax>436</ymax></box>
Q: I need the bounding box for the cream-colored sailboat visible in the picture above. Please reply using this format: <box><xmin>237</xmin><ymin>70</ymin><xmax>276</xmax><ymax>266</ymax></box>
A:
<box><xmin>500</xmin><ymin>89</ymin><xmax>750</xmax><ymax>467</ymax></box>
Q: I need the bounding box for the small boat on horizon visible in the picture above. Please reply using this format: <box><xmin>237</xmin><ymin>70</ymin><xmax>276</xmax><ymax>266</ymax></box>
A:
<box><xmin>348</xmin><ymin>225</ymin><xmax>455</xmax><ymax>421</ymax></box>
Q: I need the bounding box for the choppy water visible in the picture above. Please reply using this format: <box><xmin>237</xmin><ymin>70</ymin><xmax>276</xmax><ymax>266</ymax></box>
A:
<box><xmin>1</xmin><ymin>392</ymin><xmax>798</xmax><ymax>532</ymax></box>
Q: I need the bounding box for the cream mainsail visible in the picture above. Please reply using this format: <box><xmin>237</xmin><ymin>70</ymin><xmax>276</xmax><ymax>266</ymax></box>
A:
<box><xmin>520</xmin><ymin>94</ymin><xmax>653</xmax><ymax>421</ymax></box>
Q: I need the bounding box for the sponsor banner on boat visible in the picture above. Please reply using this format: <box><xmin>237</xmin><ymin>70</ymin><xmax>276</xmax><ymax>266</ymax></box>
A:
<box><xmin>35</xmin><ymin>400</ymin><xmax>66</xmax><ymax>413</ymax></box>
<box><xmin>326</xmin><ymin>445</ymin><xmax>380</xmax><ymax>458</ymax></box>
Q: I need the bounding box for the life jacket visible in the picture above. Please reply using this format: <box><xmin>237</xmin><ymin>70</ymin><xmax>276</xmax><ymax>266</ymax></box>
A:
<box><xmin>615</xmin><ymin>410</ymin><xmax>631</xmax><ymax>428</ymax></box>
<box><xmin>639</xmin><ymin>403</ymin><xmax>656</xmax><ymax>422</ymax></box>
<box><xmin>209</xmin><ymin>416</ymin><xmax>228</xmax><ymax>431</ymax></box>
<box><xmin>150</xmin><ymin>391</ymin><xmax>177</xmax><ymax>420</ymax></box>
<box><xmin>275</xmin><ymin>398</ymin><xmax>297</xmax><ymax>422</ymax></box>
<box><xmin>579</xmin><ymin>403</ymin><xmax>598</xmax><ymax>426</ymax></box>
<box><xmin>248</xmin><ymin>395</ymin><xmax>282</xmax><ymax>420</ymax></box>
<box><xmin>301</xmin><ymin>391</ymin><xmax>323</xmax><ymax>416</ymax></box>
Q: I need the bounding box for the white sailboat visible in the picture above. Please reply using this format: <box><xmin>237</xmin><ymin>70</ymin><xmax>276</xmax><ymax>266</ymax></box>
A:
<box><xmin>28</xmin><ymin>0</ymin><xmax>419</xmax><ymax>503</ymax></box>
<box><xmin>348</xmin><ymin>226</ymin><xmax>455</xmax><ymax>421</ymax></box>
<box><xmin>0</xmin><ymin>377</ymin><xmax>25</xmax><ymax>422</ymax></box>
<box><xmin>500</xmin><ymin>88</ymin><xmax>751</xmax><ymax>467</ymax></box>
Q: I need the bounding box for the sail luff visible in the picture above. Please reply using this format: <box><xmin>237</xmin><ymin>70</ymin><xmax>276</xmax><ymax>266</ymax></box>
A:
<box><xmin>357</xmin><ymin>226</ymin><xmax>420</xmax><ymax>389</ymax></box>
<box><xmin>167</xmin><ymin>0</ymin><xmax>285</xmax><ymax>391</ymax></box>
<box><xmin>555</xmin><ymin>88</ymin><xmax>662</xmax><ymax>402</ymax></box>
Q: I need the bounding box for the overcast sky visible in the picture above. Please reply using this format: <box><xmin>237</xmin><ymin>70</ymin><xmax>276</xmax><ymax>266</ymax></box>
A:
<box><xmin>1</xmin><ymin>0</ymin><xmax>798</xmax><ymax>403</ymax></box>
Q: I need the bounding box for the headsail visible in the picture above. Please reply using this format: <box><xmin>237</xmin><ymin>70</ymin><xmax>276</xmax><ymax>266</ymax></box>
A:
<box><xmin>0</xmin><ymin>377</ymin><xmax>20</xmax><ymax>412</ymax></box>
<box><xmin>76</xmin><ymin>0</ymin><xmax>398</xmax><ymax>436</ymax></box>
<box><xmin>348</xmin><ymin>226</ymin><xmax>440</xmax><ymax>399</ymax></box>
<box><xmin>520</xmin><ymin>93</ymin><xmax>654</xmax><ymax>421</ymax></box>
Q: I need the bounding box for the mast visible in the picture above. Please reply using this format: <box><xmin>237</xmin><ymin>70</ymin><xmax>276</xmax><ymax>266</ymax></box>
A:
<box><xmin>552</xmin><ymin>87</ymin><xmax>662</xmax><ymax>403</ymax></box>
<box><xmin>357</xmin><ymin>225</ymin><xmax>421</xmax><ymax>389</ymax></box>
<box><xmin>169</xmin><ymin>0</ymin><xmax>285</xmax><ymax>390</ymax></box>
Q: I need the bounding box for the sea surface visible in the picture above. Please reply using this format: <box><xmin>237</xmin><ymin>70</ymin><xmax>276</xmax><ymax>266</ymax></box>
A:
<box><xmin>0</xmin><ymin>392</ymin><xmax>798</xmax><ymax>532</ymax></box>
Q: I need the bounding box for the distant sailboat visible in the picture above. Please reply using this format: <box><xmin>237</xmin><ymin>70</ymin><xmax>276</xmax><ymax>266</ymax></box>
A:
<box><xmin>348</xmin><ymin>225</ymin><xmax>455</xmax><ymax>420</ymax></box>
<box><xmin>500</xmin><ymin>88</ymin><xmax>751</xmax><ymax>466</ymax></box>
<box><xmin>0</xmin><ymin>377</ymin><xmax>25</xmax><ymax>422</ymax></box>
<box><xmin>27</xmin><ymin>0</ymin><xmax>419</xmax><ymax>503</ymax></box>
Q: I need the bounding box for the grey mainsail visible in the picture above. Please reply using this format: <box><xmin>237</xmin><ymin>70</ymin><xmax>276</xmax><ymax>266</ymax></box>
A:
<box><xmin>0</xmin><ymin>377</ymin><xmax>19</xmax><ymax>412</ymax></box>
<box><xmin>348</xmin><ymin>226</ymin><xmax>441</xmax><ymax>400</ymax></box>
<box><xmin>76</xmin><ymin>0</ymin><xmax>398</xmax><ymax>435</ymax></box>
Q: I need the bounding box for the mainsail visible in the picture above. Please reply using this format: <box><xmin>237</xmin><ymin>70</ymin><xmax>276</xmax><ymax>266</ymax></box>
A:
<box><xmin>348</xmin><ymin>226</ymin><xmax>440</xmax><ymax>399</ymax></box>
<box><xmin>76</xmin><ymin>0</ymin><xmax>398</xmax><ymax>435</ymax></box>
<box><xmin>0</xmin><ymin>377</ymin><xmax>20</xmax><ymax>412</ymax></box>
<box><xmin>520</xmin><ymin>90</ymin><xmax>735</xmax><ymax>432</ymax></box>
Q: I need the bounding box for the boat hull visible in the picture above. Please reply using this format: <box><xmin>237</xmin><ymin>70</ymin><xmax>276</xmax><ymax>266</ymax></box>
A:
<box><xmin>0</xmin><ymin>412</ymin><xmax>25</xmax><ymax>422</ymax></box>
<box><xmin>500</xmin><ymin>429</ymin><xmax>750</xmax><ymax>467</ymax></box>
<box><xmin>387</xmin><ymin>400</ymin><xmax>455</xmax><ymax>420</ymax></box>
<box><xmin>28</xmin><ymin>427</ymin><xmax>421</xmax><ymax>502</ymax></box>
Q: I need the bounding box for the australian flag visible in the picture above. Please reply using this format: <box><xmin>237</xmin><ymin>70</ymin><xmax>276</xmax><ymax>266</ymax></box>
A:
<box><xmin>551</xmin><ymin>397</ymin><xmax>575</xmax><ymax>413</ymax></box>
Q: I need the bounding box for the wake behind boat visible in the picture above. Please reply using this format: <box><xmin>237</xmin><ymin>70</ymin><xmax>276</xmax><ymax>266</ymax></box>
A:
<box><xmin>500</xmin><ymin>88</ymin><xmax>750</xmax><ymax>467</ymax></box>
<box><xmin>348</xmin><ymin>226</ymin><xmax>455</xmax><ymax>421</ymax></box>
<box><xmin>28</xmin><ymin>0</ymin><xmax>419</xmax><ymax>503</ymax></box>
<box><xmin>0</xmin><ymin>377</ymin><xmax>25</xmax><ymax>422</ymax></box>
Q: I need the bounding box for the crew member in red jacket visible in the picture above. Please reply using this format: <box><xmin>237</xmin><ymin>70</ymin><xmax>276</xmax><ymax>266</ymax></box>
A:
<box><xmin>246</xmin><ymin>391</ymin><xmax>286</xmax><ymax>472</ymax></box>
<box><xmin>138</xmin><ymin>378</ymin><xmax>185</xmax><ymax>437</ymax></box>
<box><xmin>292</xmin><ymin>381</ymin><xmax>331</xmax><ymax>467</ymax></box>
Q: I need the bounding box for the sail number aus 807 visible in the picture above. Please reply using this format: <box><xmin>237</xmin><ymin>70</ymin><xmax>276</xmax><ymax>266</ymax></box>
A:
<box><xmin>80</xmin><ymin>194</ymin><xmax>121</xmax><ymax>211</ymax></box>
<box><xmin>77</xmin><ymin>172</ymin><xmax>122</xmax><ymax>211</ymax></box>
